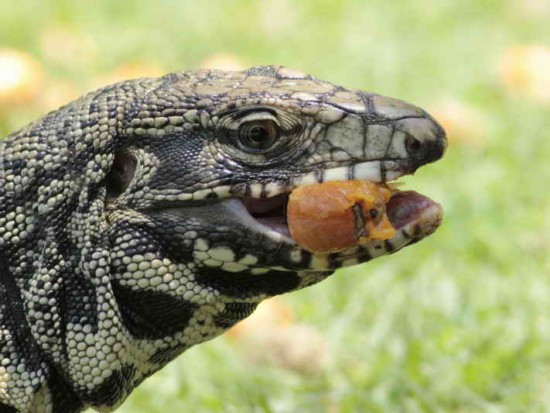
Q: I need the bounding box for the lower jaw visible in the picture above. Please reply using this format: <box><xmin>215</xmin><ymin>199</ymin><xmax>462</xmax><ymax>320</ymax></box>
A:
<box><xmin>218</xmin><ymin>188</ymin><xmax>442</xmax><ymax>271</ymax></box>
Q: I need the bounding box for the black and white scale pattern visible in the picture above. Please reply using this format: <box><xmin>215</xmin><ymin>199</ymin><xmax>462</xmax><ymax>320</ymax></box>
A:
<box><xmin>0</xmin><ymin>66</ymin><xmax>446</xmax><ymax>412</ymax></box>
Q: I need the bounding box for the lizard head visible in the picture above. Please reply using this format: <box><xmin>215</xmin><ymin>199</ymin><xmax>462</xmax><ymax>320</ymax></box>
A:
<box><xmin>105</xmin><ymin>65</ymin><xmax>446</xmax><ymax>294</ymax></box>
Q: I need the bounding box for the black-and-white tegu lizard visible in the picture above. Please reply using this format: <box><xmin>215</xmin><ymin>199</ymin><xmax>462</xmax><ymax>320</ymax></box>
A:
<box><xmin>0</xmin><ymin>66</ymin><xmax>446</xmax><ymax>412</ymax></box>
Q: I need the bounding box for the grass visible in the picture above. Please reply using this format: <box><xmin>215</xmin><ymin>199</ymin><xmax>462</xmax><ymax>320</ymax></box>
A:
<box><xmin>1</xmin><ymin>0</ymin><xmax>549</xmax><ymax>412</ymax></box>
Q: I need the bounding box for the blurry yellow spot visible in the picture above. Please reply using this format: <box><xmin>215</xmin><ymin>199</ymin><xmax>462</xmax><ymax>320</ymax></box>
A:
<box><xmin>39</xmin><ymin>80</ymin><xmax>81</xmax><ymax>113</ymax></box>
<box><xmin>511</xmin><ymin>0</ymin><xmax>550</xmax><ymax>19</ymax></box>
<box><xmin>93</xmin><ymin>62</ymin><xmax>166</xmax><ymax>89</ymax></box>
<box><xmin>227</xmin><ymin>297</ymin><xmax>293</xmax><ymax>339</ymax></box>
<box><xmin>430</xmin><ymin>99</ymin><xmax>488</xmax><ymax>148</ymax></box>
<box><xmin>227</xmin><ymin>298</ymin><xmax>328</xmax><ymax>373</ymax></box>
<box><xmin>259</xmin><ymin>0</ymin><xmax>298</xmax><ymax>36</ymax></box>
<box><xmin>200</xmin><ymin>53</ymin><xmax>247</xmax><ymax>71</ymax></box>
<box><xmin>0</xmin><ymin>49</ymin><xmax>44</xmax><ymax>106</ymax></box>
<box><xmin>244</xmin><ymin>324</ymin><xmax>329</xmax><ymax>374</ymax></box>
<box><xmin>40</xmin><ymin>26</ymin><xmax>97</xmax><ymax>66</ymax></box>
<box><xmin>498</xmin><ymin>45</ymin><xmax>550</xmax><ymax>105</ymax></box>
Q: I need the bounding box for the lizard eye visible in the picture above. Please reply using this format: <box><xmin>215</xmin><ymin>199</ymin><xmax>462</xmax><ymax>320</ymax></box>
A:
<box><xmin>238</xmin><ymin>119</ymin><xmax>279</xmax><ymax>152</ymax></box>
<box><xmin>217</xmin><ymin>106</ymin><xmax>303</xmax><ymax>165</ymax></box>
<box><xmin>106</xmin><ymin>151</ymin><xmax>136</xmax><ymax>198</ymax></box>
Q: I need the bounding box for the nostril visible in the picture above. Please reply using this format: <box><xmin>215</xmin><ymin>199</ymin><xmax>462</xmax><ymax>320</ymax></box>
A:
<box><xmin>405</xmin><ymin>135</ymin><xmax>422</xmax><ymax>154</ymax></box>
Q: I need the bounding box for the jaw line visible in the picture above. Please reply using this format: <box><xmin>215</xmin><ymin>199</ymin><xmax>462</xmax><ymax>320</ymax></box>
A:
<box><xmin>289</xmin><ymin>159</ymin><xmax>414</xmax><ymax>191</ymax></box>
<box><xmin>178</xmin><ymin>159</ymin><xmax>415</xmax><ymax>202</ymax></box>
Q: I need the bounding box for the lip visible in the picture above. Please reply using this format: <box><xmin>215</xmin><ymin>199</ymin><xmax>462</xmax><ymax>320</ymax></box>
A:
<box><xmin>289</xmin><ymin>159</ymin><xmax>416</xmax><ymax>189</ymax></box>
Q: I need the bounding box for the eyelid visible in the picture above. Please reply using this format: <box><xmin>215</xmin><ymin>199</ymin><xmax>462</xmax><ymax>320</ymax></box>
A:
<box><xmin>216</xmin><ymin>106</ymin><xmax>278</xmax><ymax>119</ymax></box>
<box><xmin>231</xmin><ymin>112</ymin><xmax>279</xmax><ymax>126</ymax></box>
<box><xmin>216</xmin><ymin>106</ymin><xmax>304</xmax><ymax>146</ymax></box>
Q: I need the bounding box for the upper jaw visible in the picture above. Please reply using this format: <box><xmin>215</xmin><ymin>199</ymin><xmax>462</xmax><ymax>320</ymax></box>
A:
<box><xmin>230</xmin><ymin>158</ymin><xmax>417</xmax><ymax>201</ymax></box>
<box><xmin>291</xmin><ymin>159</ymin><xmax>416</xmax><ymax>188</ymax></box>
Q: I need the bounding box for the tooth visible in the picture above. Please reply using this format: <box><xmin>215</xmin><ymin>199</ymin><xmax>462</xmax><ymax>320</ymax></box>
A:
<box><xmin>191</xmin><ymin>189</ymin><xmax>214</xmax><ymax>200</ymax></box>
<box><xmin>351</xmin><ymin>161</ymin><xmax>382</xmax><ymax>182</ymax></box>
<box><xmin>213</xmin><ymin>185</ymin><xmax>231</xmax><ymax>198</ymax></box>
<box><xmin>263</xmin><ymin>182</ymin><xmax>285</xmax><ymax>198</ymax></box>
<box><xmin>248</xmin><ymin>183</ymin><xmax>263</xmax><ymax>198</ymax></box>
<box><xmin>293</xmin><ymin>161</ymin><xmax>388</xmax><ymax>188</ymax></box>
<box><xmin>293</xmin><ymin>172</ymin><xmax>318</xmax><ymax>187</ymax></box>
<box><xmin>176</xmin><ymin>193</ymin><xmax>193</xmax><ymax>201</ymax></box>
<box><xmin>322</xmin><ymin>166</ymin><xmax>348</xmax><ymax>182</ymax></box>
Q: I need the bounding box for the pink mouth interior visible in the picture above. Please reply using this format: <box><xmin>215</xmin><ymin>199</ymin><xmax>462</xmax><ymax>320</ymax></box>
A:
<box><xmin>243</xmin><ymin>190</ymin><xmax>439</xmax><ymax>238</ymax></box>
<box><xmin>243</xmin><ymin>193</ymin><xmax>290</xmax><ymax>236</ymax></box>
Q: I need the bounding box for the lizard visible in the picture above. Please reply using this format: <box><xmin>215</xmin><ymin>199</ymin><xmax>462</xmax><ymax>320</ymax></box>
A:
<box><xmin>0</xmin><ymin>65</ymin><xmax>446</xmax><ymax>413</ymax></box>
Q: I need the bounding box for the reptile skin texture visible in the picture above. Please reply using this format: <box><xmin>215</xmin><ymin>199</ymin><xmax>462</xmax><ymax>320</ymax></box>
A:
<box><xmin>0</xmin><ymin>66</ymin><xmax>446</xmax><ymax>412</ymax></box>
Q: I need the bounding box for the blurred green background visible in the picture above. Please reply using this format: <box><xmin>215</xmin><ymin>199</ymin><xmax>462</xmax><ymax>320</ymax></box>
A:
<box><xmin>1</xmin><ymin>0</ymin><xmax>549</xmax><ymax>412</ymax></box>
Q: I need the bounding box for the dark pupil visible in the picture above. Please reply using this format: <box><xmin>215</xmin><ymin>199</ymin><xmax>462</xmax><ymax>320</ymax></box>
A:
<box><xmin>240</xmin><ymin>120</ymin><xmax>277</xmax><ymax>149</ymax></box>
<box><xmin>247</xmin><ymin>125</ymin><xmax>268</xmax><ymax>144</ymax></box>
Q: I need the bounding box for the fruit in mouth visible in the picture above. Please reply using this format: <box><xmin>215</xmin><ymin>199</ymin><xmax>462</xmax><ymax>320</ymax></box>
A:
<box><xmin>241</xmin><ymin>179</ymin><xmax>443</xmax><ymax>254</ymax></box>
<box><xmin>287</xmin><ymin>180</ymin><xmax>396</xmax><ymax>253</ymax></box>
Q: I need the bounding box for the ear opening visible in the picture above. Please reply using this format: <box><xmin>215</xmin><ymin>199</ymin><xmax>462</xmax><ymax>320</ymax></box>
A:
<box><xmin>105</xmin><ymin>151</ymin><xmax>137</xmax><ymax>198</ymax></box>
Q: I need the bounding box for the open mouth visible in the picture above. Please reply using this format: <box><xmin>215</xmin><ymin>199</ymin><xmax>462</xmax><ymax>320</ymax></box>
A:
<box><xmin>212</xmin><ymin>160</ymin><xmax>444</xmax><ymax>270</ymax></box>
<box><xmin>242</xmin><ymin>193</ymin><xmax>291</xmax><ymax>237</ymax></box>
<box><xmin>241</xmin><ymin>189</ymin><xmax>441</xmax><ymax>240</ymax></box>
